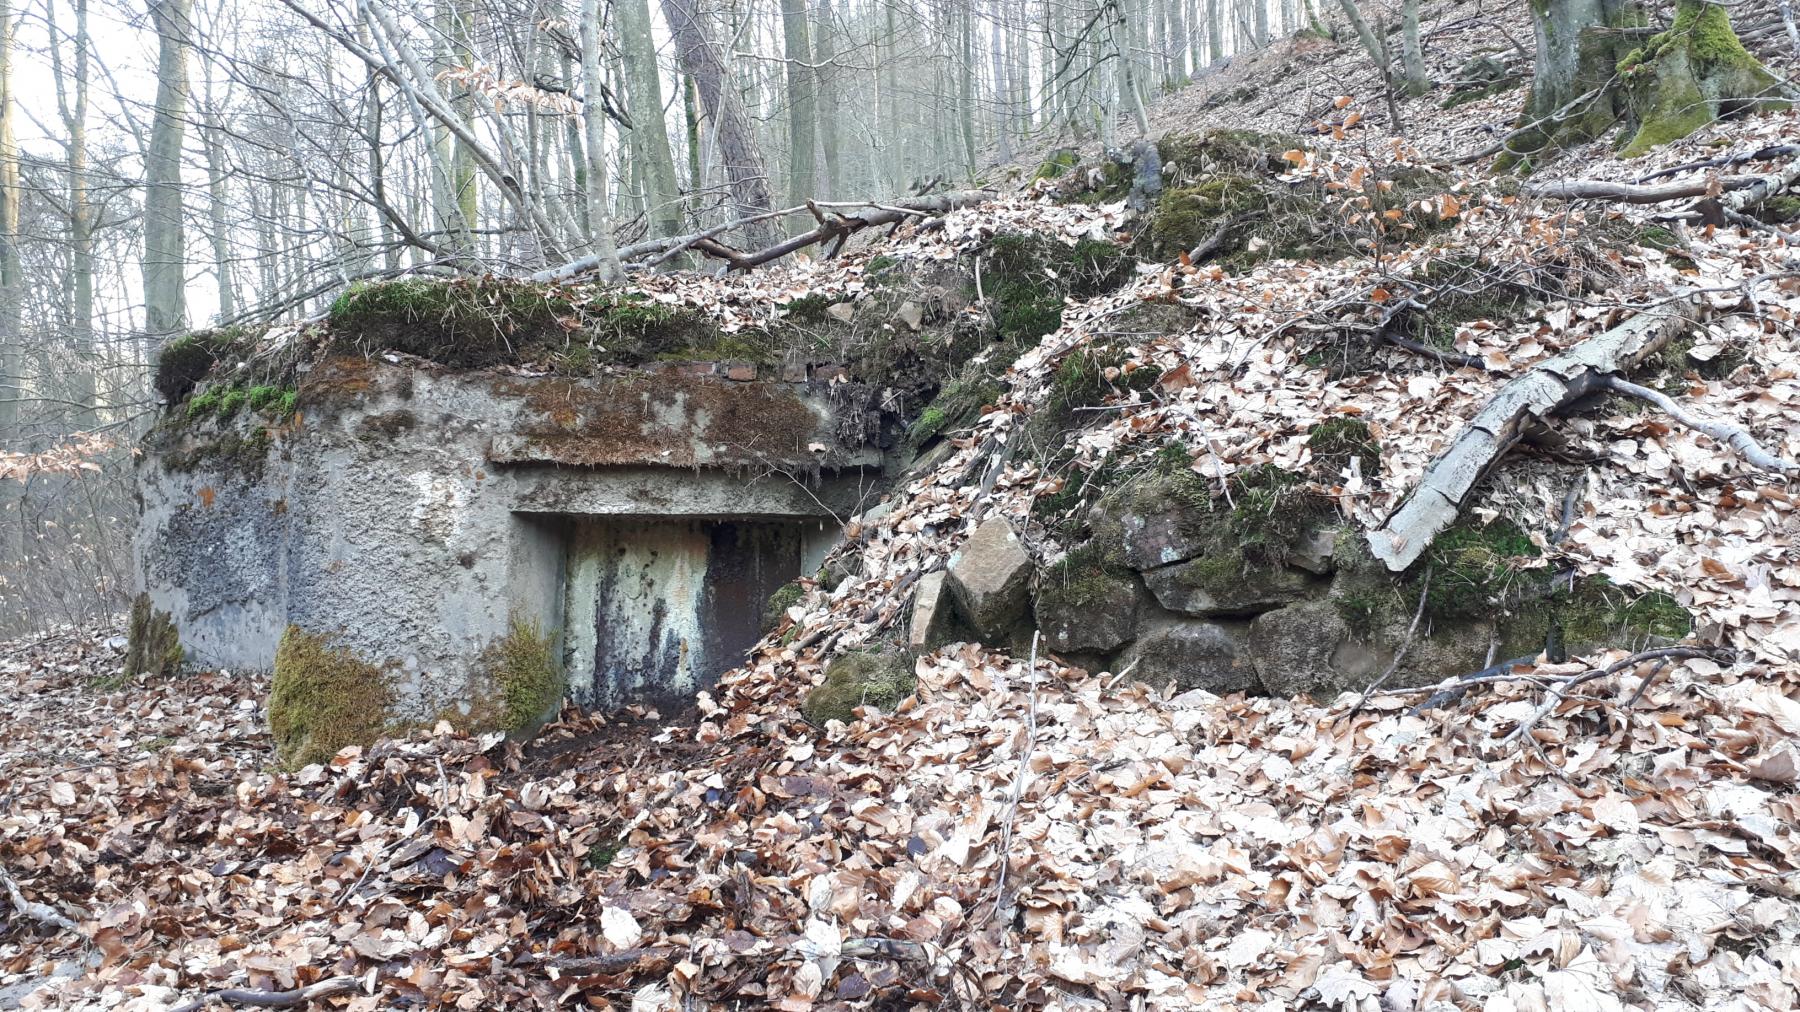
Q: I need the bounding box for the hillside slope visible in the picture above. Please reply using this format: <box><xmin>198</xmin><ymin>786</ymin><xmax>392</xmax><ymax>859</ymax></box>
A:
<box><xmin>5</xmin><ymin>7</ymin><xmax>1800</xmax><ymax>1010</ymax></box>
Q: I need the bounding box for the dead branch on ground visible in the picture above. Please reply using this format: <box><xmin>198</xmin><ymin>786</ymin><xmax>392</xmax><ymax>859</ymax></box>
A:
<box><xmin>167</xmin><ymin>976</ymin><xmax>360</xmax><ymax>1012</ymax></box>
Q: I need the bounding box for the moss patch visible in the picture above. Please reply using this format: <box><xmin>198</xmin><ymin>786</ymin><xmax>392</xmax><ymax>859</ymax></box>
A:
<box><xmin>326</xmin><ymin>277</ymin><xmax>715</xmax><ymax>371</ymax></box>
<box><xmin>1033</xmin><ymin>147</ymin><xmax>1080</xmax><ymax>180</ymax></box>
<box><xmin>122</xmin><ymin>593</ymin><xmax>183</xmax><ymax>683</ymax></box>
<box><xmin>480</xmin><ymin>615</ymin><xmax>564</xmax><ymax>734</ymax></box>
<box><xmin>1307</xmin><ymin>418</ymin><xmax>1382</xmax><ymax>479</ymax></box>
<box><xmin>268</xmin><ymin>627</ymin><xmax>394</xmax><ymax>768</ymax></box>
<box><xmin>800</xmin><ymin>652</ymin><xmax>916</xmax><ymax>725</ymax></box>
<box><xmin>1419</xmin><ymin>518</ymin><xmax>1544</xmax><ymax>621</ymax></box>
<box><xmin>154</xmin><ymin>328</ymin><xmax>256</xmax><ymax>405</ymax></box>
<box><xmin>1616</xmin><ymin>0</ymin><xmax>1785</xmax><ymax>158</ymax></box>
<box><xmin>160</xmin><ymin>425</ymin><xmax>275</xmax><ymax>479</ymax></box>
<box><xmin>762</xmin><ymin>580</ymin><xmax>806</xmax><ymax>633</ymax></box>
<box><xmin>1226</xmin><ymin>464</ymin><xmax>1329</xmax><ymax>565</ymax></box>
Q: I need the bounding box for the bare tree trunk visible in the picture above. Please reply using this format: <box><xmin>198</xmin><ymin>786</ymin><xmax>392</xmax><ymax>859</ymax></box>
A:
<box><xmin>578</xmin><ymin>0</ymin><xmax>621</xmax><ymax>278</ymax></box>
<box><xmin>780</xmin><ymin>0</ymin><xmax>815</xmax><ymax>213</ymax></box>
<box><xmin>0</xmin><ymin>0</ymin><xmax>19</xmax><ymax>433</ymax></box>
<box><xmin>143</xmin><ymin>0</ymin><xmax>192</xmax><ymax>343</ymax></box>
<box><xmin>659</xmin><ymin>0</ymin><xmax>774</xmax><ymax>246</ymax></box>
<box><xmin>617</xmin><ymin>0</ymin><xmax>683</xmax><ymax>240</ymax></box>
<box><xmin>1400</xmin><ymin>0</ymin><xmax>1429</xmax><ymax>95</ymax></box>
<box><xmin>814</xmin><ymin>0</ymin><xmax>841</xmax><ymax>197</ymax></box>
<box><xmin>51</xmin><ymin>0</ymin><xmax>96</xmax><ymax>424</ymax></box>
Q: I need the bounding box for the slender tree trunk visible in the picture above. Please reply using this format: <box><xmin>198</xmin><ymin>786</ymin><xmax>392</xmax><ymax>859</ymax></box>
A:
<box><xmin>203</xmin><ymin>108</ymin><xmax>235</xmax><ymax>320</ymax></box>
<box><xmin>617</xmin><ymin>0</ymin><xmax>683</xmax><ymax>239</ymax></box>
<box><xmin>660</xmin><ymin>0</ymin><xmax>774</xmax><ymax>245</ymax></box>
<box><xmin>958</xmin><ymin>0</ymin><xmax>976</xmax><ymax>175</ymax></box>
<box><xmin>578</xmin><ymin>0</ymin><xmax>622</xmax><ymax>278</ymax></box>
<box><xmin>814</xmin><ymin>0</ymin><xmax>841</xmax><ymax>196</ymax></box>
<box><xmin>438</xmin><ymin>0</ymin><xmax>479</xmax><ymax>255</ymax></box>
<box><xmin>780</xmin><ymin>0</ymin><xmax>815</xmax><ymax>212</ymax></box>
<box><xmin>143</xmin><ymin>0</ymin><xmax>193</xmax><ymax>343</ymax></box>
<box><xmin>1400</xmin><ymin>0</ymin><xmax>1428</xmax><ymax>95</ymax></box>
<box><xmin>55</xmin><ymin>0</ymin><xmax>96</xmax><ymax>423</ymax></box>
<box><xmin>0</xmin><ymin>0</ymin><xmax>19</xmax><ymax>432</ymax></box>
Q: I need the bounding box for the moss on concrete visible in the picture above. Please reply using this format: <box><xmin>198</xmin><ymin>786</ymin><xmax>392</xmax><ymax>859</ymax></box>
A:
<box><xmin>123</xmin><ymin>592</ymin><xmax>183</xmax><ymax>682</ymax></box>
<box><xmin>268</xmin><ymin>626</ymin><xmax>395</xmax><ymax>768</ymax></box>
<box><xmin>326</xmin><ymin>277</ymin><xmax>714</xmax><ymax>370</ymax></box>
<box><xmin>482</xmin><ymin>615</ymin><xmax>564</xmax><ymax>734</ymax></box>
<box><xmin>800</xmin><ymin>651</ymin><xmax>916</xmax><ymax>725</ymax></box>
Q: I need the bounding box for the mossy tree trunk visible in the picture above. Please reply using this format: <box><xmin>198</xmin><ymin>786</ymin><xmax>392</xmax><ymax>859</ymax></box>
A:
<box><xmin>1502</xmin><ymin>0</ymin><xmax>1785</xmax><ymax>171</ymax></box>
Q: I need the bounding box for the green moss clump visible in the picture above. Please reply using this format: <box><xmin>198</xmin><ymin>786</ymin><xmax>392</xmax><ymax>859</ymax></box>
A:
<box><xmin>122</xmin><ymin>592</ymin><xmax>183</xmax><ymax>683</ymax></box>
<box><xmin>1558</xmin><ymin>579</ymin><xmax>1692</xmax><ymax>644</ymax></box>
<box><xmin>1034</xmin><ymin>148</ymin><xmax>1080</xmax><ymax>180</ymax></box>
<box><xmin>1148</xmin><ymin>175</ymin><xmax>1266</xmax><ymax>260</ymax></box>
<box><xmin>186</xmin><ymin>388</ymin><xmax>222</xmax><ymax>420</ymax></box>
<box><xmin>482</xmin><ymin>615</ymin><xmax>563</xmax><ymax>734</ymax></box>
<box><xmin>1037</xmin><ymin>543</ymin><xmax>1135</xmax><ymax>607</ymax></box>
<box><xmin>1226</xmin><ymin>464</ymin><xmax>1326</xmax><ymax>565</ymax></box>
<box><xmin>1307</xmin><ymin>418</ymin><xmax>1381</xmax><ymax>478</ymax></box>
<box><xmin>800</xmin><ymin>651</ymin><xmax>916</xmax><ymax>725</ymax></box>
<box><xmin>981</xmin><ymin>233</ymin><xmax>1131</xmax><ymax>344</ymax></box>
<box><xmin>326</xmin><ymin>277</ymin><xmax>712</xmax><ymax>369</ymax></box>
<box><xmin>1420</xmin><ymin>519</ymin><xmax>1544</xmax><ymax>621</ymax></box>
<box><xmin>1761</xmin><ymin>196</ymin><xmax>1800</xmax><ymax>224</ymax></box>
<box><xmin>1156</xmin><ymin>129</ymin><xmax>1295</xmax><ymax>177</ymax></box>
<box><xmin>779</xmin><ymin>293</ymin><xmax>837</xmax><ymax>321</ymax></box>
<box><xmin>217</xmin><ymin>387</ymin><xmax>248</xmax><ymax>420</ymax></box>
<box><xmin>762</xmin><ymin>580</ymin><xmax>806</xmax><ymax>633</ymax></box>
<box><xmin>162</xmin><ymin>426</ymin><xmax>274</xmax><ymax>478</ymax></box>
<box><xmin>154</xmin><ymin>328</ymin><xmax>254</xmax><ymax>405</ymax></box>
<box><xmin>268</xmin><ymin>627</ymin><xmax>394</xmax><ymax>768</ymax></box>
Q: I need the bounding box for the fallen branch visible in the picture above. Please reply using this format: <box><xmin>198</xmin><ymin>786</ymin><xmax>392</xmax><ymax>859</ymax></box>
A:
<box><xmin>1523</xmin><ymin>174</ymin><xmax>1770</xmax><ymax>204</ymax></box>
<box><xmin>0</xmin><ymin>870</ymin><xmax>84</xmax><ymax>938</ymax></box>
<box><xmin>511</xmin><ymin>947</ymin><xmax>674</xmax><ymax>975</ymax></box>
<box><xmin>1602</xmin><ymin>376</ymin><xmax>1799</xmax><ymax>473</ymax></box>
<box><xmin>1502</xmin><ymin>645</ymin><xmax>1738</xmax><ymax>743</ymax></box>
<box><xmin>1368</xmin><ymin>299</ymin><xmax>1697</xmax><ymax>572</ymax></box>
<box><xmin>992</xmin><ymin>631</ymin><xmax>1040</xmax><ymax>920</ymax></box>
<box><xmin>167</xmin><ymin>976</ymin><xmax>360</xmax><ymax>1012</ymax></box>
<box><xmin>1634</xmin><ymin>144</ymin><xmax>1800</xmax><ymax>183</ymax></box>
<box><xmin>531</xmin><ymin>192</ymin><xmax>994</xmax><ymax>281</ymax></box>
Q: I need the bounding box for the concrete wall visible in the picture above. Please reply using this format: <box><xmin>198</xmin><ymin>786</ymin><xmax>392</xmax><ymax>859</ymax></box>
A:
<box><xmin>135</xmin><ymin>357</ymin><xmax>892</xmax><ymax>722</ymax></box>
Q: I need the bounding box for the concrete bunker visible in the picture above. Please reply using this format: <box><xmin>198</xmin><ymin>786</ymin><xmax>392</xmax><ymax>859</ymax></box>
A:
<box><xmin>134</xmin><ymin>345</ymin><xmax>896</xmax><ymax>759</ymax></box>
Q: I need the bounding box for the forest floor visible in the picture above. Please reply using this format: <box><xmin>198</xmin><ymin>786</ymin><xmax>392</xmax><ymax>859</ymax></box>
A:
<box><xmin>7</xmin><ymin>5</ymin><xmax>1800</xmax><ymax>1011</ymax></box>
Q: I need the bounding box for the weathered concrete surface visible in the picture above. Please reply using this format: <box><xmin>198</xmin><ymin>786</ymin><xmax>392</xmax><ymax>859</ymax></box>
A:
<box><xmin>134</xmin><ymin>356</ymin><xmax>896</xmax><ymax>728</ymax></box>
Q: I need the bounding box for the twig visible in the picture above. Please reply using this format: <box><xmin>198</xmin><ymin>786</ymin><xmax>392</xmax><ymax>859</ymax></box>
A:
<box><xmin>1603</xmin><ymin>376</ymin><xmax>1800</xmax><ymax>473</ymax></box>
<box><xmin>167</xmin><ymin>976</ymin><xmax>361</xmax><ymax>1012</ymax></box>
<box><xmin>511</xmin><ymin>948</ymin><xmax>671</xmax><ymax>974</ymax></box>
<box><xmin>1634</xmin><ymin>144</ymin><xmax>1800</xmax><ymax>183</ymax></box>
<box><xmin>1502</xmin><ymin>646</ymin><xmax>1735</xmax><ymax>744</ymax></box>
<box><xmin>992</xmin><ymin>631</ymin><xmax>1040</xmax><ymax>921</ymax></box>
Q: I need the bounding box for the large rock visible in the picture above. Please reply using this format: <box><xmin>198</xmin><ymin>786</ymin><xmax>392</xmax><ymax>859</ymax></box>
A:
<box><xmin>1094</xmin><ymin>473</ymin><xmax>1213</xmax><ymax>571</ymax></box>
<box><xmin>1034</xmin><ymin>548</ymin><xmax>1143</xmax><ymax>654</ymax></box>
<box><xmin>1142</xmin><ymin>552</ymin><xmax>1315</xmax><ymax>616</ymax></box>
<box><xmin>1116</xmin><ymin>619</ymin><xmax>1260</xmax><ymax>695</ymax></box>
<box><xmin>948</xmin><ymin>516</ymin><xmax>1032</xmax><ymax>640</ymax></box>
<box><xmin>1248</xmin><ymin>600</ymin><xmax>1367</xmax><ymax>698</ymax></box>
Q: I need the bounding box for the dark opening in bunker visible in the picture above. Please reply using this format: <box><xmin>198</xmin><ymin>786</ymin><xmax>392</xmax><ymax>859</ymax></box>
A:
<box><xmin>561</xmin><ymin>516</ymin><xmax>822</xmax><ymax>710</ymax></box>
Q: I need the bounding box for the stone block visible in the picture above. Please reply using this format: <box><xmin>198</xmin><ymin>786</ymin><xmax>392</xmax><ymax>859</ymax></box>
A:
<box><xmin>1116</xmin><ymin>619</ymin><xmax>1259</xmax><ymax>695</ymax></box>
<box><xmin>1142</xmin><ymin>554</ymin><xmax>1314</xmax><ymax>616</ymax></box>
<box><xmin>908</xmin><ymin>570</ymin><xmax>957</xmax><ymax>653</ymax></box>
<box><xmin>947</xmin><ymin>516</ymin><xmax>1032</xmax><ymax>640</ymax></box>
<box><xmin>1034</xmin><ymin>553</ymin><xmax>1143</xmax><ymax>654</ymax></box>
<box><xmin>725</xmin><ymin>362</ymin><xmax>757</xmax><ymax>381</ymax></box>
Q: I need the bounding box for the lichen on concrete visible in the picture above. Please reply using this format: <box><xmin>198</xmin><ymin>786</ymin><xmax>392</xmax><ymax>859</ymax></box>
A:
<box><xmin>268</xmin><ymin>626</ymin><xmax>395</xmax><ymax>768</ymax></box>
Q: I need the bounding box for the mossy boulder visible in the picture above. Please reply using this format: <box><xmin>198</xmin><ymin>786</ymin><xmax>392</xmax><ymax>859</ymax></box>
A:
<box><xmin>123</xmin><ymin>593</ymin><xmax>183</xmax><ymax>681</ymax></box>
<box><xmin>268</xmin><ymin>627</ymin><xmax>394</xmax><ymax>768</ymax></box>
<box><xmin>153</xmin><ymin>328</ymin><xmax>256</xmax><ymax>405</ymax></box>
<box><xmin>1148</xmin><ymin>175</ymin><xmax>1267</xmax><ymax>259</ymax></box>
<box><xmin>1116</xmin><ymin>619</ymin><xmax>1260</xmax><ymax>696</ymax></box>
<box><xmin>1034</xmin><ymin>546</ymin><xmax>1143</xmax><ymax>654</ymax></box>
<box><xmin>1090</xmin><ymin>468</ymin><xmax>1218</xmax><ymax>571</ymax></box>
<box><xmin>801</xmin><ymin>652</ymin><xmax>917</xmax><ymax>725</ymax></box>
<box><xmin>1142</xmin><ymin>551</ymin><xmax>1316</xmax><ymax>617</ymax></box>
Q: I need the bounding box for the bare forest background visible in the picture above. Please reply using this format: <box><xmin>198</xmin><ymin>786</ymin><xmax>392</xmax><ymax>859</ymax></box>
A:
<box><xmin>0</xmin><ymin>0</ymin><xmax>1367</xmax><ymax>636</ymax></box>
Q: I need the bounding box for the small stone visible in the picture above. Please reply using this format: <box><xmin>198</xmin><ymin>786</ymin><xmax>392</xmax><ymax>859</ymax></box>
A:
<box><xmin>1290</xmin><ymin>526</ymin><xmax>1340</xmax><ymax>576</ymax></box>
<box><xmin>812</xmin><ymin>364</ymin><xmax>847</xmax><ymax>383</ymax></box>
<box><xmin>1248</xmin><ymin>600</ymin><xmax>1362</xmax><ymax>699</ymax></box>
<box><xmin>1116</xmin><ymin>619</ymin><xmax>1259</xmax><ymax>695</ymax></box>
<box><xmin>947</xmin><ymin>516</ymin><xmax>1032</xmax><ymax>641</ymax></box>
<box><xmin>1141</xmin><ymin>554</ymin><xmax>1314</xmax><ymax>616</ymax></box>
<box><xmin>908</xmin><ymin>571</ymin><xmax>956</xmax><ymax>653</ymax></box>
